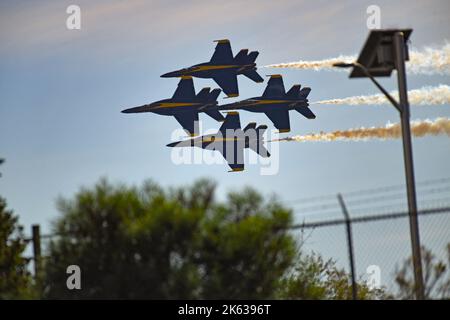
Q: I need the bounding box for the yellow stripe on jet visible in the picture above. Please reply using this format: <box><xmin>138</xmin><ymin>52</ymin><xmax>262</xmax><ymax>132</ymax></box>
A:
<box><xmin>202</xmin><ymin>137</ymin><xmax>243</xmax><ymax>143</ymax></box>
<box><xmin>192</xmin><ymin>65</ymin><xmax>239</xmax><ymax>72</ymax></box>
<box><xmin>246</xmin><ymin>100</ymin><xmax>288</xmax><ymax>105</ymax></box>
<box><xmin>188</xmin><ymin>63</ymin><xmax>255</xmax><ymax>73</ymax></box>
<box><xmin>153</xmin><ymin>102</ymin><xmax>201</xmax><ymax>109</ymax></box>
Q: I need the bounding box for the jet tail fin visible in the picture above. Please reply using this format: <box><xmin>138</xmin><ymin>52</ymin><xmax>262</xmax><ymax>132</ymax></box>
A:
<box><xmin>243</xmin><ymin>70</ymin><xmax>264</xmax><ymax>83</ymax></box>
<box><xmin>247</xmin><ymin>51</ymin><xmax>259</xmax><ymax>63</ymax></box>
<box><xmin>196</xmin><ymin>87</ymin><xmax>211</xmax><ymax>100</ymax></box>
<box><xmin>295</xmin><ymin>106</ymin><xmax>316</xmax><ymax>119</ymax></box>
<box><xmin>256</xmin><ymin>124</ymin><xmax>268</xmax><ymax>136</ymax></box>
<box><xmin>248</xmin><ymin>140</ymin><xmax>270</xmax><ymax>158</ymax></box>
<box><xmin>243</xmin><ymin>122</ymin><xmax>257</xmax><ymax>132</ymax></box>
<box><xmin>286</xmin><ymin>85</ymin><xmax>301</xmax><ymax>98</ymax></box>
<box><xmin>299</xmin><ymin>87</ymin><xmax>311</xmax><ymax>98</ymax></box>
<box><xmin>246</xmin><ymin>124</ymin><xmax>270</xmax><ymax>158</ymax></box>
<box><xmin>208</xmin><ymin>88</ymin><xmax>221</xmax><ymax>102</ymax></box>
<box><xmin>234</xmin><ymin>50</ymin><xmax>259</xmax><ymax>64</ymax></box>
<box><xmin>234</xmin><ymin>49</ymin><xmax>249</xmax><ymax>64</ymax></box>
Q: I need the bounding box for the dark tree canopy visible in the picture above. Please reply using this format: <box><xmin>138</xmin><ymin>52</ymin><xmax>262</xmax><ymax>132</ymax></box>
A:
<box><xmin>43</xmin><ymin>178</ymin><xmax>296</xmax><ymax>299</ymax></box>
<box><xmin>0</xmin><ymin>197</ymin><xmax>35</xmax><ymax>299</ymax></box>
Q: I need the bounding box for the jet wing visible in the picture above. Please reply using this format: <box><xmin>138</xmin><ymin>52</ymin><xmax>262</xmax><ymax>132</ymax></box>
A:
<box><xmin>173</xmin><ymin>112</ymin><xmax>199</xmax><ymax>136</ymax></box>
<box><xmin>295</xmin><ymin>106</ymin><xmax>316</xmax><ymax>119</ymax></box>
<box><xmin>172</xmin><ymin>77</ymin><xmax>196</xmax><ymax>100</ymax></box>
<box><xmin>216</xmin><ymin>112</ymin><xmax>244</xmax><ymax>171</ymax></box>
<box><xmin>216</xmin><ymin>141</ymin><xmax>245</xmax><ymax>172</ymax></box>
<box><xmin>213</xmin><ymin>73</ymin><xmax>239</xmax><ymax>97</ymax></box>
<box><xmin>262</xmin><ymin>75</ymin><xmax>285</xmax><ymax>98</ymax></box>
<box><xmin>210</xmin><ymin>39</ymin><xmax>233</xmax><ymax>64</ymax></box>
<box><xmin>264</xmin><ymin>110</ymin><xmax>291</xmax><ymax>133</ymax></box>
<box><xmin>213</xmin><ymin>72</ymin><xmax>239</xmax><ymax>97</ymax></box>
<box><xmin>225</xmin><ymin>146</ymin><xmax>244</xmax><ymax>172</ymax></box>
<box><xmin>243</xmin><ymin>70</ymin><xmax>264</xmax><ymax>83</ymax></box>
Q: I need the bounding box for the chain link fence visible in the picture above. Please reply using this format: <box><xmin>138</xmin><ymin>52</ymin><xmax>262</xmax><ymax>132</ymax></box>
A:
<box><xmin>288</xmin><ymin>177</ymin><xmax>450</xmax><ymax>298</ymax></box>
<box><xmin>24</xmin><ymin>177</ymin><xmax>450</xmax><ymax>299</ymax></box>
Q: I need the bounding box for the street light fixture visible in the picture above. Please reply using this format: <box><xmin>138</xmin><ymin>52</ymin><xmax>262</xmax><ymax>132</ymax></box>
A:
<box><xmin>333</xmin><ymin>29</ymin><xmax>425</xmax><ymax>300</ymax></box>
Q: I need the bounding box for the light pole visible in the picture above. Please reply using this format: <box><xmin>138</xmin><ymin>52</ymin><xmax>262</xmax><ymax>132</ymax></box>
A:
<box><xmin>334</xmin><ymin>29</ymin><xmax>425</xmax><ymax>299</ymax></box>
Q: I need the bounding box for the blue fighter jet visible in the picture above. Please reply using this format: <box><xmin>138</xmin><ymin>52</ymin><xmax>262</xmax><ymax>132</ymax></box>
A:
<box><xmin>167</xmin><ymin>112</ymin><xmax>270</xmax><ymax>172</ymax></box>
<box><xmin>161</xmin><ymin>39</ymin><xmax>264</xmax><ymax>97</ymax></box>
<box><xmin>220</xmin><ymin>75</ymin><xmax>315</xmax><ymax>132</ymax></box>
<box><xmin>122</xmin><ymin>76</ymin><xmax>224</xmax><ymax>136</ymax></box>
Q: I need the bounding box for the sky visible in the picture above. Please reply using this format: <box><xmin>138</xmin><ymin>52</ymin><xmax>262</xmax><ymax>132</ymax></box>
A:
<box><xmin>1</xmin><ymin>0</ymin><xmax>449</xmax><ymax>291</ymax></box>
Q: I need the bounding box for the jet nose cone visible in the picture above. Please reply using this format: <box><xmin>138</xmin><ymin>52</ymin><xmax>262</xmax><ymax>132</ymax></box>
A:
<box><xmin>121</xmin><ymin>108</ymin><xmax>134</xmax><ymax>113</ymax></box>
<box><xmin>161</xmin><ymin>70</ymin><xmax>182</xmax><ymax>78</ymax></box>
<box><xmin>121</xmin><ymin>106</ymin><xmax>143</xmax><ymax>113</ymax></box>
<box><xmin>166</xmin><ymin>141</ymin><xmax>180</xmax><ymax>147</ymax></box>
<box><xmin>121</xmin><ymin>104</ymin><xmax>154</xmax><ymax>114</ymax></box>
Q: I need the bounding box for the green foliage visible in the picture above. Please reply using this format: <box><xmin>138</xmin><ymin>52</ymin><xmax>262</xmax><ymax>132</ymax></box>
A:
<box><xmin>43</xmin><ymin>178</ymin><xmax>296</xmax><ymax>299</ymax></box>
<box><xmin>277</xmin><ymin>251</ymin><xmax>389</xmax><ymax>300</ymax></box>
<box><xmin>395</xmin><ymin>244</ymin><xmax>450</xmax><ymax>299</ymax></box>
<box><xmin>0</xmin><ymin>196</ymin><xmax>35</xmax><ymax>299</ymax></box>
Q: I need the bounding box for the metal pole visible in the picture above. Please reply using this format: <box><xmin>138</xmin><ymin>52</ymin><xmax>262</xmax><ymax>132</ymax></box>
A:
<box><xmin>337</xmin><ymin>193</ymin><xmax>357</xmax><ymax>300</ymax></box>
<box><xmin>393</xmin><ymin>32</ymin><xmax>425</xmax><ymax>300</ymax></box>
<box><xmin>32</xmin><ymin>224</ymin><xmax>41</xmax><ymax>279</ymax></box>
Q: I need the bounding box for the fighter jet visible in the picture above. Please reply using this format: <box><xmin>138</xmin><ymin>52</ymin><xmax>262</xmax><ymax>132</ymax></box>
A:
<box><xmin>167</xmin><ymin>112</ymin><xmax>270</xmax><ymax>172</ymax></box>
<box><xmin>122</xmin><ymin>76</ymin><xmax>224</xmax><ymax>136</ymax></box>
<box><xmin>161</xmin><ymin>39</ymin><xmax>264</xmax><ymax>98</ymax></box>
<box><xmin>220</xmin><ymin>75</ymin><xmax>315</xmax><ymax>133</ymax></box>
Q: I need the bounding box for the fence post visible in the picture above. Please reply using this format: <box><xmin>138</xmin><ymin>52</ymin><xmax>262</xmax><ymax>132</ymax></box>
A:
<box><xmin>337</xmin><ymin>194</ymin><xmax>357</xmax><ymax>300</ymax></box>
<box><xmin>32</xmin><ymin>224</ymin><xmax>42</xmax><ymax>280</ymax></box>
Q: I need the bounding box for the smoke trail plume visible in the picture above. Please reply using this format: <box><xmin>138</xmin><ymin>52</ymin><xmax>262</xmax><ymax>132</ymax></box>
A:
<box><xmin>312</xmin><ymin>85</ymin><xmax>450</xmax><ymax>106</ymax></box>
<box><xmin>264</xmin><ymin>43</ymin><xmax>450</xmax><ymax>75</ymax></box>
<box><xmin>263</xmin><ymin>54</ymin><xmax>355</xmax><ymax>71</ymax></box>
<box><xmin>276</xmin><ymin>118</ymin><xmax>450</xmax><ymax>143</ymax></box>
<box><xmin>408</xmin><ymin>43</ymin><xmax>450</xmax><ymax>75</ymax></box>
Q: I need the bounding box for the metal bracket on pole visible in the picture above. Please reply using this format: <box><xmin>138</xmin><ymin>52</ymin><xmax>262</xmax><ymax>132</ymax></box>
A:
<box><xmin>337</xmin><ymin>193</ymin><xmax>357</xmax><ymax>300</ymax></box>
<box><xmin>352</xmin><ymin>62</ymin><xmax>403</xmax><ymax>113</ymax></box>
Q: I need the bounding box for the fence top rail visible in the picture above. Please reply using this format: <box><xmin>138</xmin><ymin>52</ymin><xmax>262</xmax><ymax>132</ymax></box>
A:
<box><xmin>289</xmin><ymin>206</ymin><xmax>450</xmax><ymax>230</ymax></box>
<box><xmin>285</xmin><ymin>177</ymin><xmax>450</xmax><ymax>206</ymax></box>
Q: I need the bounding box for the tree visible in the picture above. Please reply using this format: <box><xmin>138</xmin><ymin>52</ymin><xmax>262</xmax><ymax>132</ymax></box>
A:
<box><xmin>0</xmin><ymin>196</ymin><xmax>35</xmax><ymax>299</ymax></box>
<box><xmin>277</xmin><ymin>251</ymin><xmax>389</xmax><ymax>300</ymax></box>
<box><xmin>395</xmin><ymin>244</ymin><xmax>450</xmax><ymax>299</ymax></box>
<box><xmin>43</xmin><ymin>178</ymin><xmax>295</xmax><ymax>299</ymax></box>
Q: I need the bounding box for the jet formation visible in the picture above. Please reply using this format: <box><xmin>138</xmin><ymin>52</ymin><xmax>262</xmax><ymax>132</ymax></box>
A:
<box><xmin>122</xmin><ymin>39</ymin><xmax>316</xmax><ymax>171</ymax></box>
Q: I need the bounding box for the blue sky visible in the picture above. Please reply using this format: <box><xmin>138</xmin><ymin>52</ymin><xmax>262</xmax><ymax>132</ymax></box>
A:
<box><xmin>1</xmin><ymin>0</ymin><xmax>449</xmax><ymax>289</ymax></box>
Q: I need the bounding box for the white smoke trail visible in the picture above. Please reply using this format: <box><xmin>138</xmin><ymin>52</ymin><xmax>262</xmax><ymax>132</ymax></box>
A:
<box><xmin>263</xmin><ymin>54</ymin><xmax>355</xmax><ymax>72</ymax></box>
<box><xmin>408</xmin><ymin>43</ymin><xmax>450</xmax><ymax>75</ymax></box>
<box><xmin>276</xmin><ymin>118</ymin><xmax>450</xmax><ymax>143</ymax></box>
<box><xmin>312</xmin><ymin>84</ymin><xmax>450</xmax><ymax>106</ymax></box>
<box><xmin>263</xmin><ymin>43</ymin><xmax>450</xmax><ymax>75</ymax></box>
